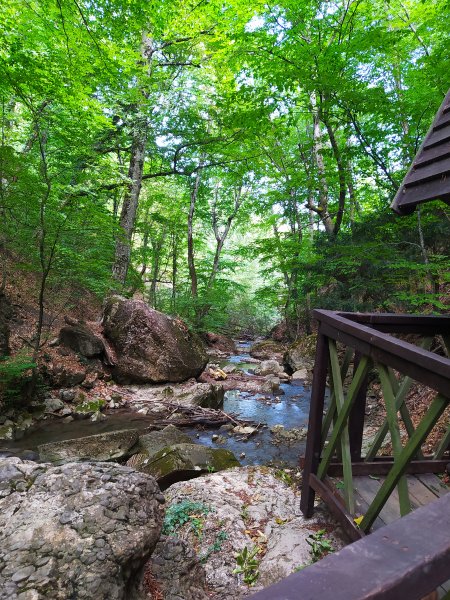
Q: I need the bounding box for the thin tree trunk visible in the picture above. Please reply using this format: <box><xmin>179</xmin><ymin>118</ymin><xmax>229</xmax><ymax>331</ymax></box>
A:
<box><xmin>171</xmin><ymin>231</ymin><xmax>178</xmax><ymax>311</ymax></box>
<box><xmin>187</xmin><ymin>166</ymin><xmax>202</xmax><ymax>300</ymax></box>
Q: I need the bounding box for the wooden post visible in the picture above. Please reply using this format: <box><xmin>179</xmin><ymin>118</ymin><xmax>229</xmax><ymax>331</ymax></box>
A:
<box><xmin>300</xmin><ymin>330</ymin><xmax>328</xmax><ymax>518</ymax></box>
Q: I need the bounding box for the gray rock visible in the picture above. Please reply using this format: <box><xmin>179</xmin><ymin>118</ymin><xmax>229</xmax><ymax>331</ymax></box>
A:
<box><xmin>103</xmin><ymin>296</ymin><xmax>207</xmax><ymax>384</ymax></box>
<box><xmin>165</xmin><ymin>466</ymin><xmax>345</xmax><ymax>599</ymax></box>
<box><xmin>255</xmin><ymin>360</ymin><xmax>283</xmax><ymax>376</ymax></box>
<box><xmin>291</xmin><ymin>368</ymin><xmax>308</xmax><ymax>381</ymax></box>
<box><xmin>148</xmin><ymin>536</ymin><xmax>209</xmax><ymax>600</ymax></box>
<box><xmin>0</xmin><ymin>424</ymin><xmax>15</xmax><ymax>441</ymax></box>
<box><xmin>137</xmin><ymin>425</ymin><xmax>191</xmax><ymax>457</ymax></box>
<box><xmin>59</xmin><ymin>325</ymin><xmax>105</xmax><ymax>358</ymax></box>
<box><xmin>59</xmin><ymin>389</ymin><xmax>76</xmax><ymax>402</ymax></box>
<box><xmin>0</xmin><ymin>458</ymin><xmax>163</xmax><ymax>599</ymax></box>
<box><xmin>38</xmin><ymin>429</ymin><xmax>139</xmax><ymax>463</ymax></box>
<box><xmin>44</xmin><ymin>397</ymin><xmax>64</xmax><ymax>413</ymax></box>
<box><xmin>129</xmin><ymin>381</ymin><xmax>224</xmax><ymax>413</ymax></box>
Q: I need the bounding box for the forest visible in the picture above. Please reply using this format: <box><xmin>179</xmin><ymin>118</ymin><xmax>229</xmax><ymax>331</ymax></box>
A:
<box><xmin>1</xmin><ymin>0</ymin><xmax>449</xmax><ymax>346</ymax></box>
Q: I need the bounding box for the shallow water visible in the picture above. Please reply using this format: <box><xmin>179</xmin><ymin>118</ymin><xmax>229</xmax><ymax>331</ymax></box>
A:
<box><xmin>1</xmin><ymin>341</ymin><xmax>313</xmax><ymax>467</ymax></box>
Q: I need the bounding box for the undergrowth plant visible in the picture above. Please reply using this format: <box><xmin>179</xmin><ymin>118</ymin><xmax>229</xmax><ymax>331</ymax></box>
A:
<box><xmin>162</xmin><ymin>500</ymin><xmax>211</xmax><ymax>538</ymax></box>
<box><xmin>233</xmin><ymin>545</ymin><xmax>260</xmax><ymax>586</ymax></box>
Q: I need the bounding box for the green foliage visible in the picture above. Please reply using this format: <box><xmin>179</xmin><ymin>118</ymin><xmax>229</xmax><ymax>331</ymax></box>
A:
<box><xmin>0</xmin><ymin>353</ymin><xmax>36</xmax><ymax>409</ymax></box>
<box><xmin>0</xmin><ymin>0</ymin><xmax>449</xmax><ymax>350</ymax></box>
<box><xmin>162</xmin><ymin>500</ymin><xmax>211</xmax><ymax>537</ymax></box>
<box><xmin>306</xmin><ymin>530</ymin><xmax>334</xmax><ymax>563</ymax></box>
<box><xmin>233</xmin><ymin>545</ymin><xmax>261</xmax><ymax>586</ymax></box>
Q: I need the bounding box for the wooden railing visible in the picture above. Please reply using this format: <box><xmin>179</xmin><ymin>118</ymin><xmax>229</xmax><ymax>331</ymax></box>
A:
<box><xmin>249</xmin><ymin>491</ymin><xmax>450</xmax><ymax>600</ymax></box>
<box><xmin>300</xmin><ymin>310</ymin><xmax>450</xmax><ymax>540</ymax></box>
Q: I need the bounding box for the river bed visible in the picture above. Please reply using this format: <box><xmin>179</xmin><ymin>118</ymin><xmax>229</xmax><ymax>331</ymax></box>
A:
<box><xmin>1</xmin><ymin>341</ymin><xmax>313</xmax><ymax>467</ymax></box>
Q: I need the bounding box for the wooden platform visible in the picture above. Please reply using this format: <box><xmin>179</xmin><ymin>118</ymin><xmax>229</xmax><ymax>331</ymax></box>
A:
<box><xmin>346</xmin><ymin>474</ymin><xmax>450</xmax><ymax>598</ymax></box>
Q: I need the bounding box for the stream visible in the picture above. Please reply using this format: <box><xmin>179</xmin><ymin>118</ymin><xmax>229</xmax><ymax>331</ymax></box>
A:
<box><xmin>1</xmin><ymin>341</ymin><xmax>313</xmax><ymax>467</ymax></box>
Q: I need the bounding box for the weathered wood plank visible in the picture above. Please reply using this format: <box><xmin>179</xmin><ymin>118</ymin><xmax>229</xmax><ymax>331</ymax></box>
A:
<box><xmin>249</xmin><ymin>492</ymin><xmax>450</xmax><ymax>600</ymax></box>
<box><xmin>353</xmin><ymin>476</ymin><xmax>402</xmax><ymax>525</ymax></box>
<box><xmin>309</xmin><ymin>474</ymin><xmax>363</xmax><ymax>543</ymax></box>
<box><xmin>404</xmin><ymin>158</ymin><xmax>450</xmax><ymax>186</ymax></box>
<box><xmin>416</xmin><ymin>473</ymin><xmax>450</xmax><ymax>498</ymax></box>
<box><xmin>328</xmin><ymin>459</ymin><xmax>450</xmax><ymax>477</ymax></box>
<box><xmin>423</xmin><ymin>124</ymin><xmax>450</xmax><ymax>149</ymax></box>
<box><xmin>407</xmin><ymin>475</ymin><xmax>443</xmax><ymax>507</ymax></box>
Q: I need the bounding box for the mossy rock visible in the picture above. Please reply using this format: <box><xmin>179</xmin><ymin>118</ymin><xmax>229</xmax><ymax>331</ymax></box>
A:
<box><xmin>75</xmin><ymin>397</ymin><xmax>106</xmax><ymax>416</ymax></box>
<box><xmin>250</xmin><ymin>340</ymin><xmax>285</xmax><ymax>360</ymax></box>
<box><xmin>137</xmin><ymin>443</ymin><xmax>240</xmax><ymax>489</ymax></box>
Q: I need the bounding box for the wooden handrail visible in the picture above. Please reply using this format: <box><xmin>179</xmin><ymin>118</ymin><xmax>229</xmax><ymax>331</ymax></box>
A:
<box><xmin>249</xmin><ymin>492</ymin><xmax>450</xmax><ymax>600</ymax></box>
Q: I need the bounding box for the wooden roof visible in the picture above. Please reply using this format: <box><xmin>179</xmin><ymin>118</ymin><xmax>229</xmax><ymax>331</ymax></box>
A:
<box><xmin>391</xmin><ymin>89</ymin><xmax>450</xmax><ymax>215</ymax></box>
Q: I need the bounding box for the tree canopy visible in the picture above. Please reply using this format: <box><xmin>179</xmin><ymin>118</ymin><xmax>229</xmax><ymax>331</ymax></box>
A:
<box><xmin>1</xmin><ymin>0</ymin><xmax>449</xmax><ymax>338</ymax></box>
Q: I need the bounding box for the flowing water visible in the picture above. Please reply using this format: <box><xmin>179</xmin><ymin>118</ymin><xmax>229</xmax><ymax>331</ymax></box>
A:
<box><xmin>1</xmin><ymin>340</ymin><xmax>313</xmax><ymax>467</ymax></box>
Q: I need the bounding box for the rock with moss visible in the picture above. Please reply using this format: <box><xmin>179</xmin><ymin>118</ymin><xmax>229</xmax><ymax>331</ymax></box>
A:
<box><xmin>0</xmin><ymin>458</ymin><xmax>164</xmax><ymax>599</ymax></box>
<box><xmin>135</xmin><ymin>443</ymin><xmax>240</xmax><ymax>489</ymax></box>
<box><xmin>38</xmin><ymin>429</ymin><xmax>139</xmax><ymax>463</ymax></box>
<box><xmin>283</xmin><ymin>335</ymin><xmax>316</xmax><ymax>374</ymax></box>
<box><xmin>74</xmin><ymin>397</ymin><xmax>106</xmax><ymax>418</ymax></box>
<box><xmin>249</xmin><ymin>340</ymin><xmax>285</xmax><ymax>361</ymax></box>
<box><xmin>103</xmin><ymin>296</ymin><xmax>207</xmax><ymax>384</ymax></box>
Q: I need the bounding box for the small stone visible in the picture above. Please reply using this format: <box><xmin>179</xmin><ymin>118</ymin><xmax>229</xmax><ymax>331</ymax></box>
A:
<box><xmin>44</xmin><ymin>397</ymin><xmax>64</xmax><ymax>412</ymax></box>
<box><xmin>59</xmin><ymin>389</ymin><xmax>76</xmax><ymax>402</ymax></box>
<box><xmin>12</xmin><ymin>566</ymin><xmax>35</xmax><ymax>582</ymax></box>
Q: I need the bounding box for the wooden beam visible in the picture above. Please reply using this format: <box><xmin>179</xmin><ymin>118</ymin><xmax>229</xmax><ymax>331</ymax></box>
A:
<box><xmin>249</xmin><ymin>493</ymin><xmax>450</xmax><ymax>600</ymax></box>
<box><xmin>309</xmin><ymin>474</ymin><xmax>363</xmax><ymax>543</ymax></box>
<box><xmin>328</xmin><ymin>460</ymin><xmax>450</xmax><ymax>477</ymax></box>
<box><xmin>378</xmin><ymin>364</ymin><xmax>411</xmax><ymax>517</ymax></box>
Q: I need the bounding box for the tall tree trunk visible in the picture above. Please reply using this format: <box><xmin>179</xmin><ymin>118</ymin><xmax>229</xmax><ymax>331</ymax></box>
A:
<box><xmin>112</xmin><ymin>115</ymin><xmax>147</xmax><ymax>284</ymax></box>
<box><xmin>187</xmin><ymin>166</ymin><xmax>202</xmax><ymax>300</ymax></box>
<box><xmin>323</xmin><ymin>116</ymin><xmax>346</xmax><ymax>236</ymax></box>
<box><xmin>310</xmin><ymin>92</ymin><xmax>334</xmax><ymax>235</ymax></box>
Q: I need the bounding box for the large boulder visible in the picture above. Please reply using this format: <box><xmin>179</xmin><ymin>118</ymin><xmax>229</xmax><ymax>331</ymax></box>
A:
<box><xmin>202</xmin><ymin>333</ymin><xmax>237</xmax><ymax>355</ymax></box>
<box><xmin>0</xmin><ymin>458</ymin><xmax>164</xmax><ymax>600</ymax></box>
<box><xmin>38</xmin><ymin>429</ymin><xmax>139</xmax><ymax>463</ymax></box>
<box><xmin>283</xmin><ymin>334</ymin><xmax>317</xmax><ymax>374</ymax></box>
<box><xmin>59</xmin><ymin>325</ymin><xmax>105</xmax><ymax>358</ymax></box>
<box><xmin>165</xmin><ymin>467</ymin><xmax>345</xmax><ymax>599</ymax></box>
<box><xmin>134</xmin><ymin>443</ymin><xmax>240</xmax><ymax>489</ymax></box>
<box><xmin>136</xmin><ymin>425</ymin><xmax>192</xmax><ymax>457</ymax></box>
<box><xmin>103</xmin><ymin>296</ymin><xmax>207</xmax><ymax>384</ymax></box>
<box><xmin>254</xmin><ymin>359</ymin><xmax>284</xmax><ymax>376</ymax></box>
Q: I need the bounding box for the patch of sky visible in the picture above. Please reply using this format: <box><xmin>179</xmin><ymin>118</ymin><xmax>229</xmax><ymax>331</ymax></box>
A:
<box><xmin>156</xmin><ymin>134</ymin><xmax>183</xmax><ymax>148</ymax></box>
<box><xmin>245</xmin><ymin>15</ymin><xmax>265</xmax><ymax>33</ymax></box>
